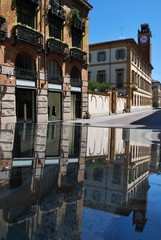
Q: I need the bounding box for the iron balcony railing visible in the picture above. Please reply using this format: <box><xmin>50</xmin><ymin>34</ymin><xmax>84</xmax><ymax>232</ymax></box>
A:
<box><xmin>15</xmin><ymin>67</ymin><xmax>37</xmax><ymax>81</ymax></box>
<box><xmin>0</xmin><ymin>16</ymin><xmax>6</xmax><ymax>40</ymax></box>
<box><xmin>71</xmin><ymin>19</ymin><xmax>85</xmax><ymax>33</ymax></box>
<box><xmin>12</xmin><ymin>24</ymin><xmax>43</xmax><ymax>50</ymax></box>
<box><xmin>70</xmin><ymin>47</ymin><xmax>87</xmax><ymax>65</ymax></box>
<box><xmin>47</xmin><ymin>74</ymin><xmax>63</xmax><ymax>85</ymax></box>
<box><xmin>47</xmin><ymin>38</ymin><xmax>69</xmax><ymax>56</ymax></box>
<box><xmin>49</xmin><ymin>0</ymin><xmax>66</xmax><ymax>21</ymax></box>
<box><xmin>71</xmin><ymin>78</ymin><xmax>82</xmax><ymax>87</ymax></box>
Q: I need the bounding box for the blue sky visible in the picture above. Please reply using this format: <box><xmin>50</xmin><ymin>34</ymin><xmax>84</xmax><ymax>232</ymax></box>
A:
<box><xmin>88</xmin><ymin>0</ymin><xmax>161</xmax><ymax>81</ymax></box>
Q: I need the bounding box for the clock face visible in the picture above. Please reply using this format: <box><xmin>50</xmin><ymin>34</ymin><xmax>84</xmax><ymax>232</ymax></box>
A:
<box><xmin>140</xmin><ymin>35</ymin><xmax>148</xmax><ymax>43</ymax></box>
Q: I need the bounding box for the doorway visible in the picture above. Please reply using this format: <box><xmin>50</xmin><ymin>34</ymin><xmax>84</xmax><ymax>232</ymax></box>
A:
<box><xmin>16</xmin><ymin>88</ymin><xmax>36</xmax><ymax>122</ymax></box>
<box><xmin>71</xmin><ymin>93</ymin><xmax>81</xmax><ymax>119</ymax></box>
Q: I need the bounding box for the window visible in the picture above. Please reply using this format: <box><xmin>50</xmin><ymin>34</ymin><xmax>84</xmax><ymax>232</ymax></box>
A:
<box><xmin>72</xmin><ymin>34</ymin><xmax>81</xmax><ymax>48</ymax></box>
<box><xmin>17</xmin><ymin>2</ymin><xmax>35</xmax><ymax>28</ymax></box>
<box><xmin>71</xmin><ymin>66</ymin><xmax>81</xmax><ymax>80</ymax></box>
<box><xmin>48</xmin><ymin>61</ymin><xmax>62</xmax><ymax>83</ymax></box>
<box><xmin>49</xmin><ymin>15</ymin><xmax>62</xmax><ymax>40</ymax></box>
<box><xmin>115</xmin><ymin>48</ymin><xmax>125</xmax><ymax>60</ymax></box>
<box><xmin>116</xmin><ymin>69</ymin><xmax>124</xmax><ymax>88</ymax></box>
<box><xmin>97</xmin><ymin>70</ymin><xmax>106</xmax><ymax>83</ymax></box>
<box><xmin>49</xmin><ymin>24</ymin><xmax>61</xmax><ymax>39</ymax></box>
<box><xmin>89</xmin><ymin>53</ymin><xmax>92</xmax><ymax>63</ymax></box>
<box><xmin>97</xmin><ymin>51</ymin><xmax>106</xmax><ymax>62</ymax></box>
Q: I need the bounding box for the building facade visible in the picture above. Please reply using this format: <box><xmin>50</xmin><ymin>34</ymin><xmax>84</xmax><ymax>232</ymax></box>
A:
<box><xmin>89</xmin><ymin>24</ymin><xmax>153</xmax><ymax>112</ymax></box>
<box><xmin>0</xmin><ymin>0</ymin><xmax>92</xmax><ymax>124</ymax></box>
<box><xmin>152</xmin><ymin>80</ymin><xmax>161</xmax><ymax>108</ymax></box>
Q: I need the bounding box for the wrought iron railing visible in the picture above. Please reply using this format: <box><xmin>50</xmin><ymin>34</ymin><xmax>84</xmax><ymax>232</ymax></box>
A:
<box><xmin>49</xmin><ymin>0</ymin><xmax>66</xmax><ymax>21</ymax></box>
<box><xmin>71</xmin><ymin>78</ymin><xmax>82</xmax><ymax>87</ymax></box>
<box><xmin>70</xmin><ymin>48</ymin><xmax>87</xmax><ymax>64</ymax></box>
<box><xmin>15</xmin><ymin>67</ymin><xmax>37</xmax><ymax>81</ymax></box>
<box><xmin>12</xmin><ymin>24</ymin><xmax>43</xmax><ymax>50</ymax></box>
<box><xmin>47</xmin><ymin>38</ymin><xmax>69</xmax><ymax>56</ymax></box>
<box><xmin>47</xmin><ymin>74</ymin><xmax>63</xmax><ymax>84</ymax></box>
<box><xmin>71</xmin><ymin>19</ymin><xmax>85</xmax><ymax>33</ymax></box>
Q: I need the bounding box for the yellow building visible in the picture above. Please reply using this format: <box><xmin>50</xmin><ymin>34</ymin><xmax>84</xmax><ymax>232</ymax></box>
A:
<box><xmin>89</xmin><ymin>24</ymin><xmax>153</xmax><ymax>112</ymax></box>
<box><xmin>0</xmin><ymin>0</ymin><xmax>92</xmax><ymax>123</ymax></box>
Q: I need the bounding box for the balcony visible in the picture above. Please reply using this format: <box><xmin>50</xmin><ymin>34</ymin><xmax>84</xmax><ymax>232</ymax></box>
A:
<box><xmin>0</xmin><ymin>16</ymin><xmax>6</xmax><ymax>40</ymax></box>
<box><xmin>47</xmin><ymin>38</ymin><xmax>69</xmax><ymax>56</ymax></box>
<box><xmin>47</xmin><ymin>74</ymin><xmax>63</xmax><ymax>85</ymax></box>
<box><xmin>48</xmin><ymin>0</ymin><xmax>66</xmax><ymax>21</ymax></box>
<box><xmin>15</xmin><ymin>67</ymin><xmax>37</xmax><ymax>81</ymax></box>
<box><xmin>70</xmin><ymin>47</ymin><xmax>87</xmax><ymax>64</ymax></box>
<box><xmin>71</xmin><ymin>78</ymin><xmax>82</xmax><ymax>87</ymax></box>
<box><xmin>70</xmin><ymin>9</ymin><xmax>85</xmax><ymax>33</ymax></box>
<box><xmin>12</xmin><ymin>24</ymin><xmax>43</xmax><ymax>50</ymax></box>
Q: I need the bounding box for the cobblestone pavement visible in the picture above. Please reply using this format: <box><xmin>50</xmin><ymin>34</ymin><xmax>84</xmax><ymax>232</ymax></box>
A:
<box><xmin>65</xmin><ymin>109</ymin><xmax>161</xmax><ymax>129</ymax></box>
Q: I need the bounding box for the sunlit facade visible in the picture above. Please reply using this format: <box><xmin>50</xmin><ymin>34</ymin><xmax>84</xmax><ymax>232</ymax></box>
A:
<box><xmin>0</xmin><ymin>0</ymin><xmax>92</xmax><ymax>123</ymax></box>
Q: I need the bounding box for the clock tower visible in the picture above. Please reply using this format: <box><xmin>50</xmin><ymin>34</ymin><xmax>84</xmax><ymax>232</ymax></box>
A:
<box><xmin>138</xmin><ymin>23</ymin><xmax>152</xmax><ymax>64</ymax></box>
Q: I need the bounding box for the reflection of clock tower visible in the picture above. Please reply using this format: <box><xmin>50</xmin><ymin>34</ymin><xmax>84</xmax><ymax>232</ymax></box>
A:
<box><xmin>138</xmin><ymin>23</ymin><xmax>152</xmax><ymax>63</ymax></box>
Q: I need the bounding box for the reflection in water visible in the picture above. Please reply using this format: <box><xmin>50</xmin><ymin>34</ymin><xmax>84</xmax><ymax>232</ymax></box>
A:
<box><xmin>0</xmin><ymin>123</ymin><xmax>160</xmax><ymax>239</ymax></box>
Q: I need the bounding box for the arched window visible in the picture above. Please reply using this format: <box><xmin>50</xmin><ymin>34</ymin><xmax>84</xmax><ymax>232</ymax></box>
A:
<box><xmin>15</xmin><ymin>53</ymin><xmax>36</xmax><ymax>80</ymax></box>
<box><xmin>48</xmin><ymin>61</ymin><xmax>62</xmax><ymax>84</ymax></box>
<box><xmin>71</xmin><ymin>66</ymin><xmax>82</xmax><ymax>87</ymax></box>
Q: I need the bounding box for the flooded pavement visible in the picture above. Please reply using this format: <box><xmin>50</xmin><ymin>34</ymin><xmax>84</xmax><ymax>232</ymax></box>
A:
<box><xmin>0</xmin><ymin>122</ymin><xmax>161</xmax><ymax>239</ymax></box>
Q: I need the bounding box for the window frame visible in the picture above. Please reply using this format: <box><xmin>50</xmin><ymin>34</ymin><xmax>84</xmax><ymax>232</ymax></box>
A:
<box><xmin>97</xmin><ymin>51</ymin><xmax>106</xmax><ymax>62</ymax></box>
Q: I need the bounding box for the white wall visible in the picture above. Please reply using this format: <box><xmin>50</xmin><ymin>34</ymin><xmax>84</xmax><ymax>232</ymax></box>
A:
<box><xmin>88</xmin><ymin>93</ymin><xmax>110</xmax><ymax>117</ymax></box>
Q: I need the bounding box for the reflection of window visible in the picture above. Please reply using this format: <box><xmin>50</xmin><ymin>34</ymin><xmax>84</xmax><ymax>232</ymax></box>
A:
<box><xmin>97</xmin><ymin>70</ymin><xmax>106</xmax><ymax>83</ymax></box>
<box><xmin>112</xmin><ymin>165</ymin><xmax>121</xmax><ymax>184</ymax></box>
<box><xmin>111</xmin><ymin>193</ymin><xmax>121</xmax><ymax>204</ymax></box>
<box><xmin>115</xmin><ymin>49</ymin><xmax>125</xmax><ymax>60</ymax></box>
<box><xmin>92</xmin><ymin>190</ymin><xmax>102</xmax><ymax>201</ymax></box>
<box><xmin>97</xmin><ymin>51</ymin><xmax>106</xmax><ymax>62</ymax></box>
<box><xmin>116</xmin><ymin>69</ymin><xmax>124</xmax><ymax>88</ymax></box>
<box><xmin>93</xmin><ymin>167</ymin><xmax>103</xmax><ymax>181</ymax></box>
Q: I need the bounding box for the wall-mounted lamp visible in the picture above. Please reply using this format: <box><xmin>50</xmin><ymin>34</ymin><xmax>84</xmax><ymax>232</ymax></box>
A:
<box><xmin>7</xmin><ymin>73</ymin><xmax>14</xmax><ymax>81</ymax></box>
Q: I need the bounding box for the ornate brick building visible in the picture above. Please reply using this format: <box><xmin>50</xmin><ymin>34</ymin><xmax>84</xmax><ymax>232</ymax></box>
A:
<box><xmin>0</xmin><ymin>0</ymin><xmax>92</xmax><ymax>123</ymax></box>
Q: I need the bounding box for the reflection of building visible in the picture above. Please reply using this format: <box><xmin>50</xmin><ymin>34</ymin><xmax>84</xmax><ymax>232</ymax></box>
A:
<box><xmin>0</xmin><ymin>123</ymin><xmax>87</xmax><ymax>239</ymax></box>
<box><xmin>89</xmin><ymin>24</ymin><xmax>153</xmax><ymax>112</ymax></box>
<box><xmin>85</xmin><ymin>127</ymin><xmax>151</xmax><ymax>232</ymax></box>
<box><xmin>0</xmin><ymin>0</ymin><xmax>92</xmax><ymax>124</ymax></box>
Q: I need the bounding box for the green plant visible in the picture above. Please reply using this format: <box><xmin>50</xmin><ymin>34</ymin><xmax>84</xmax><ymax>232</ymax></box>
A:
<box><xmin>83</xmin><ymin>111</ymin><xmax>91</xmax><ymax>119</ymax></box>
<box><xmin>70</xmin><ymin>8</ymin><xmax>81</xmax><ymax>21</ymax></box>
<box><xmin>88</xmin><ymin>80</ymin><xmax>110</xmax><ymax>93</ymax></box>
